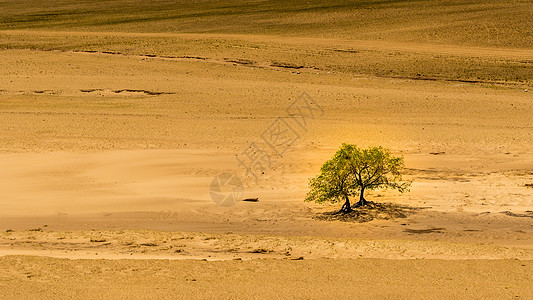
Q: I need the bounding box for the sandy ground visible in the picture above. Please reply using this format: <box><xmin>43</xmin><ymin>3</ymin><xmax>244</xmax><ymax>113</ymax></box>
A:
<box><xmin>0</xmin><ymin>0</ymin><xmax>532</xmax><ymax>298</ymax></box>
<box><xmin>0</xmin><ymin>256</ymin><xmax>531</xmax><ymax>299</ymax></box>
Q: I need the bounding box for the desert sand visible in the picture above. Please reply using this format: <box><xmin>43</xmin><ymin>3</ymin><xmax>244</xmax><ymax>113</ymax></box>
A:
<box><xmin>0</xmin><ymin>0</ymin><xmax>532</xmax><ymax>298</ymax></box>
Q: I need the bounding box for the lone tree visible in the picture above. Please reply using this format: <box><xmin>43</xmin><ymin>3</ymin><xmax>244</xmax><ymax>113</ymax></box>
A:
<box><xmin>305</xmin><ymin>144</ymin><xmax>410</xmax><ymax>213</ymax></box>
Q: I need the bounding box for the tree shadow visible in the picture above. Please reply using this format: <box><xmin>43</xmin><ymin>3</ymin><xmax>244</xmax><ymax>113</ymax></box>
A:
<box><xmin>314</xmin><ymin>201</ymin><xmax>422</xmax><ymax>223</ymax></box>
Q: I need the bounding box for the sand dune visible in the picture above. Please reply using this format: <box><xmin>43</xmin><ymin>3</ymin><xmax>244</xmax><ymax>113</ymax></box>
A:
<box><xmin>0</xmin><ymin>0</ymin><xmax>532</xmax><ymax>298</ymax></box>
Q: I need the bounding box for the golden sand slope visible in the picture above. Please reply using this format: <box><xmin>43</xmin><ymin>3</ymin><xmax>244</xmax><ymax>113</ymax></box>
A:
<box><xmin>1</xmin><ymin>0</ymin><xmax>532</xmax><ymax>48</ymax></box>
<box><xmin>0</xmin><ymin>256</ymin><xmax>531</xmax><ymax>299</ymax></box>
<box><xmin>0</xmin><ymin>0</ymin><xmax>532</xmax><ymax>298</ymax></box>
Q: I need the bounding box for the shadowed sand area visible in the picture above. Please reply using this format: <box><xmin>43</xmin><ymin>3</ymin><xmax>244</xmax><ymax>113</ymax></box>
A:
<box><xmin>0</xmin><ymin>0</ymin><xmax>532</xmax><ymax>298</ymax></box>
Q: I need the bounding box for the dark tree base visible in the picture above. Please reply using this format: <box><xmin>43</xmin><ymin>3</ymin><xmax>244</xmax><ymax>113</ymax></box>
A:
<box><xmin>318</xmin><ymin>202</ymin><xmax>421</xmax><ymax>223</ymax></box>
<box><xmin>353</xmin><ymin>198</ymin><xmax>369</xmax><ymax>208</ymax></box>
<box><xmin>336</xmin><ymin>198</ymin><xmax>371</xmax><ymax>214</ymax></box>
<box><xmin>337</xmin><ymin>199</ymin><xmax>353</xmax><ymax>214</ymax></box>
<box><xmin>337</xmin><ymin>204</ymin><xmax>353</xmax><ymax>214</ymax></box>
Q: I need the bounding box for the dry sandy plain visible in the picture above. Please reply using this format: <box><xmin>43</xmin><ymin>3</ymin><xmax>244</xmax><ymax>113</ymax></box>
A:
<box><xmin>0</xmin><ymin>0</ymin><xmax>532</xmax><ymax>299</ymax></box>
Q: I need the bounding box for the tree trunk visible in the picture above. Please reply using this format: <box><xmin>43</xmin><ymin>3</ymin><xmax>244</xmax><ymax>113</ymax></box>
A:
<box><xmin>356</xmin><ymin>186</ymin><xmax>367</xmax><ymax>207</ymax></box>
<box><xmin>338</xmin><ymin>195</ymin><xmax>352</xmax><ymax>213</ymax></box>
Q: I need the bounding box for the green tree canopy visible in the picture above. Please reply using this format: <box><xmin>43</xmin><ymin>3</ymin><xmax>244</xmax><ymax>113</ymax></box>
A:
<box><xmin>305</xmin><ymin>144</ymin><xmax>411</xmax><ymax>213</ymax></box>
